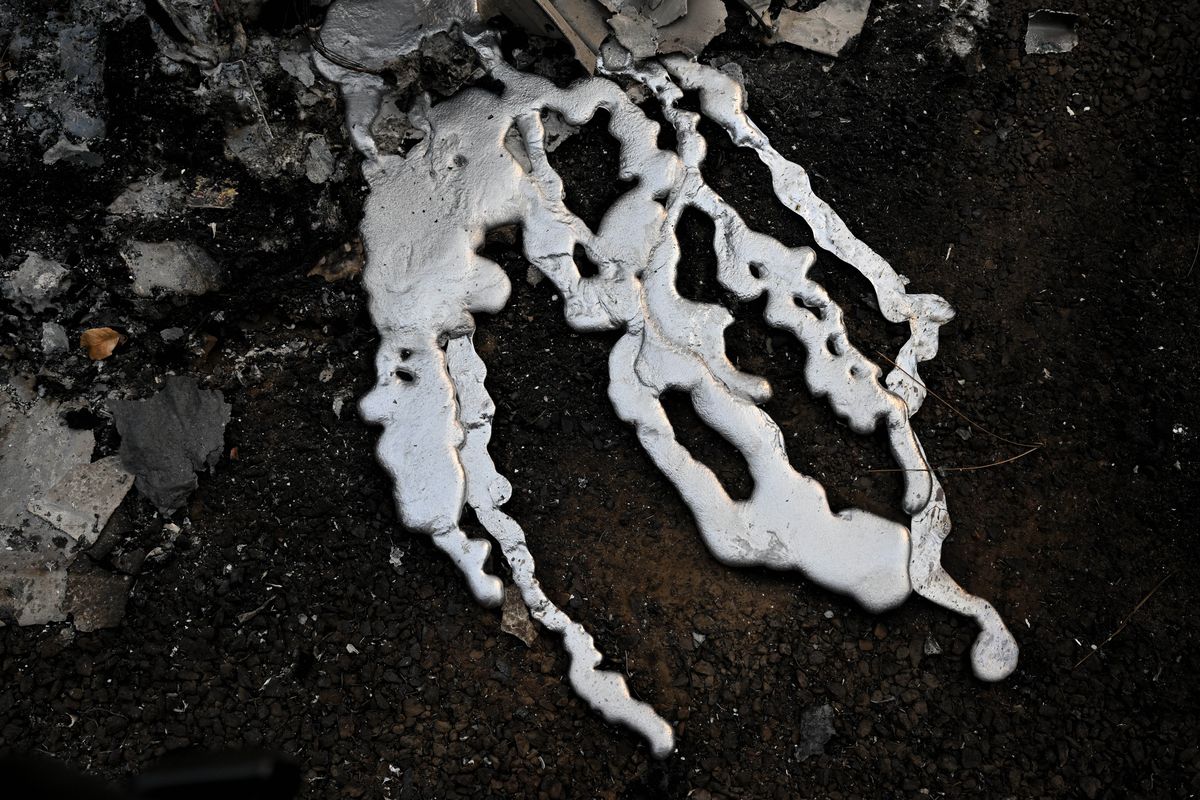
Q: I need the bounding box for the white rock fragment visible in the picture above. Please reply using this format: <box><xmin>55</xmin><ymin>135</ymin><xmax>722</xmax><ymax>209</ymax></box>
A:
<box><xmin>770</xmin><ymin>0</ymin><xmax>871</xmax><ymax>58</ymax></box>
<box><xmin>0</xmin><ymin>390</ymin><xmax>131</xmax><ymax>630</ymax></box>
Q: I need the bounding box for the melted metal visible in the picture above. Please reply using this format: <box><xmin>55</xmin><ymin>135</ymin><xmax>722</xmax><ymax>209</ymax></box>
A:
<box><xmin>327</xmin><ymin>29</ymin><xmax>1018</xmax><ymax>756</ymax></box>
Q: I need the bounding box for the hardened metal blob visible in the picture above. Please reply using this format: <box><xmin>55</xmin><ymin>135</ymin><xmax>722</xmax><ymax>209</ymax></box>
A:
<box><xmin>320</xmin><ymin>22</ymin><xmax>1018</xmax><ymax>757</ymax></box>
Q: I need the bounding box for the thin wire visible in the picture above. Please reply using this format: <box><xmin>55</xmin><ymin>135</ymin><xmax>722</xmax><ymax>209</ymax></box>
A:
<box><xmin>876</xmin><ymin>350</ymin><xmax>1045</xmax><ymax>450</ymax></box>
<box><xmin>294</xmin><ymin>0</ymin><xmax>383</xmax><ymax>75</ymax></box>
<box><xmin>867</xmin><ymin>445</ymin><xmax>1041</xmax><ymax>474</ymax></box>
<box><xmin>1072</xmin><ymin>572</ymin><xmax>1174</xmax><ymax>670</ymax></box>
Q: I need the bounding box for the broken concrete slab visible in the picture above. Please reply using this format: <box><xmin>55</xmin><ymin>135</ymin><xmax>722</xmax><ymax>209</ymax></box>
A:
<box><xmin>3</xmin><ymin>252</ymin><xmax>71</xmax><ymax>313</ymax></box>
<box><xmin>1</xmin><ymin>391</ymin><xmax>94</xmax><ymax>538</ymax></box>
<box><xmin>27</xmin><ymin>456</ymin><xmax>135</xmax><ymax>547</ymax></box>
<box><xmin>608</xmin><ymin>9</ymin><xmax>661</xmax><ymax>59</ymax></box>
<box><xmin>655</xmin><ymin>0</ymin><xmax>727</xmax><ymax>57</ymax></box>
<box><xmin>278</xmin><ymin>47</ymin><xmax>316</xmax><ymax>88</ymax></box>
<box><xmin>600</xmin><ymin>0</ymin><xmax>687</xmax><ymax>27</ymax></box>
<box><xmin>0</xmin><ymin>389</ymin><xmax>104</xmax><ymax>628</ymax></box>
<box><xmin>0</xmin><ymin>568</ymin><xmax>69</xmax><ymax>627</ymax></box>
<box><xmin>121</xmin><ymin>240</ymin><xmax>223</xmax><ymax>297</ymax></box>
<box><xmin>769</xmin><ymin>0</ymin><xmax>871</xmax><ymax>58</ymax></box>
<box><xmin>1025</xmin><ymin>10</ymin><xmax>1078</xmax><ymax>55</ymax></box>
<box><xmin>65</xmin><ymin>568</ymin><xmax>132</xmax><ymax>632</ymax></box>
<box><xmin>109</xmin><ymin>376</ymin><xmax>232</xmax><ymax>516</ymax></box>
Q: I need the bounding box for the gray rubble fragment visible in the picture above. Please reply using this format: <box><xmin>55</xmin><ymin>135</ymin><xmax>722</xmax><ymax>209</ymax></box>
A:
<box><xmin>42</xmin><ymin>135</ymin><xmax>103</xmax><ymax>167</ymax></box>
<box><xmin>305</xmin><ymin>135</ymin><xmax>336</xmax><ymax>183</ymax></box>
<box><xmin>608</xmin><ymin>9</ymin><xmax>661</xmax><ymax>59</ymax></box>
<box><xmin>3</xmin><ymin>253</ymin><xmax>71</xmax><ymax>313</ymax></box>
<box><xmin>940</xmin><ymin>0</ymin><xmax>989</xmax><ymax>61</ymax></box>
<box><xmin>654</xmin><ymin>0</ymin><xmax>727</xmax><ymax>56</ymax></box>
<box><xmin>121</xmin><ymin>240</ymin><xmax>223</xmax><ymax>297</ymax></box>
<box><xmin>1025</xmin><ymin>10</ymin><xmax>1078</xmax><ymax>54</ymax></box>
<box><xmin>27</xmin><ymin>456</ymin><xmax>135</xmax><ymax>546</ymax></box>
<box><xmin>55</xmin><ymin>23</ymin><xmax>107</xmax><ymax>141</ymax></box>
<box><xmin>769</xmin><ymin>0</ymin><xmax>871</xmax><ymax>58</ymax></box>
<box><xmin>147</xmin><ymin>0</ymin><xmax>243</xmax><ymax>68</ymax></box>
<box><xmin>41</xmin><ymin>323</ymin><xmax>70</xmax><ymax>356</ymax></box>
<box><xmin>797</xmin><ymin>704</ymin><xmax>836</xmax><ymax>759</ymax></box>
<box><xmin>318</xmin><ymin>0</ymin><xmax>478</xmax><ymax>71</ymax></box>
<box><xmin>107</xmin><ymin>172</ymin><xmax>184</xmax><ymax>219</ymax></box>
<box><xmin>278</xmin><ymin>47</ymin><xmax>316</xmax><ymax>87</ymax></box>
<box><xmin>109</xmin><ymin>376</ymin><xmax>232</xmax><ymax>516</ymax></box>
<box><xmin>600</xmin><ymin>0</ymin><xmax>687</xmax><ymax>27</ymax></box>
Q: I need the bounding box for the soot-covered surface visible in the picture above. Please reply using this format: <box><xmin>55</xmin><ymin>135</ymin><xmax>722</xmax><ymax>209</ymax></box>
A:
<box><xmin>1</xmin><ymin>1</ymin><xmax>1198</xmax><ymax>798</ymax></box>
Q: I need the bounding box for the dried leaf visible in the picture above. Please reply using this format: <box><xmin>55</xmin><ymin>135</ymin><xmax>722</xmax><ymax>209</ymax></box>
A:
<box><xmin>79</xmin><ymin>327</ymin><xmax>125</xmax><ymax>360</ymax></box>
<box><xmin>308</xmin><ymin>239</ymin><xmax>364</xmax><ymax>283</ymax></box>
<box><xmin>186</xmin><ymin>177</ymin><xmax>238</xmax><ymax>209</ymax></box>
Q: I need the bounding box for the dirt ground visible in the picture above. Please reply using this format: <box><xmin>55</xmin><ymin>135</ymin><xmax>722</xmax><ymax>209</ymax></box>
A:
<box><xmin>2</xmin><ymin>0</ymin><xmax>1199</xmax><ymax>797</ymax></box>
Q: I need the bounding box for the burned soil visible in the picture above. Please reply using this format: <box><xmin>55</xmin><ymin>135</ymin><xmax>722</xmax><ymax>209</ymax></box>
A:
<box><xmin>2</xmin><ymin>1</ymin><xmax>1199</xmax><ymax>798</ymax></box>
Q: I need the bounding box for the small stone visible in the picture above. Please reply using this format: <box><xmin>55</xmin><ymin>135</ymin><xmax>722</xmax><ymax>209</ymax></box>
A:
<box><xmin>500</xmin><ymin>585</ymin><xmax>537</xmax><ymax>646</ymax></box>
<box><xmin>121</xmin><ymin>240</ymin><xmax>222</xmax><ymax>297</ymax></box>
<box><xmin>41</xmin><ymin>322</ymin><xmax>69</xmax><ymax>355</ymax></box>
<box><xmin>305</xmin><ymin>135</ymin><xmax>335</xmax><ymax>184</ymax></box>
<box><xmin>3</xmin><ymin>252</ymin><xmax>70</xmax><ymax>312</ymax></box>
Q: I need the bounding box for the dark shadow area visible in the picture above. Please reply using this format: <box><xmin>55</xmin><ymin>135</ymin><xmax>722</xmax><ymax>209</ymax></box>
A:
<box><xmin>695</xmin><ymin>115</ymin><xmax>811</xmax><ymax>249</ymax></box>
<box><xmin>546</xmin><ymin>108</ymin><xmax>636</xmax><ymax>232</ymax></box>
<box><xmin>805</xmin><ymin>253</ymin><xmax>912</xmax><ymax>372</ymax></box>
<box><xmin>673</xmin><ymin>206</ymin><xmax>724</xmax><ymax>306</ymax></box>
<box><xmin>660</xmin><ymin>389</ymin><xmax>754</xmax><ymax>501</ymax></box>
<box><xmin>722</xmin><ymin>296</ymin><xmax>908</xmax><ymax>524</ymax></box>
<box><xmin>574</xmin><ymin>243</ymin><xmax>599</xmax><ymax>278</ymax></box>
<box><xmin>637</xmin><ymin>99</ymin><xmax>678</xmax><ymax>154</ymax></box>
